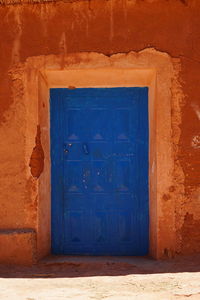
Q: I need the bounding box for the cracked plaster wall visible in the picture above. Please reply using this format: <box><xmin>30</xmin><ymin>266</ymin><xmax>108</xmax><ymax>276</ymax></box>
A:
<box><xmin>0</xmin><ymin>0</ymin><xmax>199</xmax><ymax>262</ymax></box>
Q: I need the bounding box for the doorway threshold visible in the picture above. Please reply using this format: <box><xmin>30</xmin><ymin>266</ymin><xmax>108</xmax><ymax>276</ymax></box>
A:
<box><xmin>40</xmin><ymin>255</ymin><xmax>152</xmax><ymax>267</ymax></box>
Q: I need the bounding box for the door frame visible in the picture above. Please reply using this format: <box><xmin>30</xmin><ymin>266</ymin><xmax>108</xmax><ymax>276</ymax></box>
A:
<box><xmin>24</xmin><ymin>50</ymin><xmax>179</xmax><ymax>259</ymax></box>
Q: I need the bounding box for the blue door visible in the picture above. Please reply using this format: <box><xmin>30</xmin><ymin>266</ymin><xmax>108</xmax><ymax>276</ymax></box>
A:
<box><xmin>50</xmin><ymin>87</ymin><xmax>149</xmax><ymax>255</ymax></box>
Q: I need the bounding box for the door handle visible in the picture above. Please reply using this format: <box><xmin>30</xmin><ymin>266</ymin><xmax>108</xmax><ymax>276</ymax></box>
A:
<box><xmin>64</xmin><ymin>143</ymin><xmax>72</xmax><ymax>154</ymax></box>
<box><xmin>83</xmin><ymin>143</ymin><xmax>89</xmax><ymax>155</ymax></box>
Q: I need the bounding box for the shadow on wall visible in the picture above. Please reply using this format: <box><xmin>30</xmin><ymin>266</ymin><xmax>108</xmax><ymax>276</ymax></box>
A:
<box><xmin>0</xmin><ymin>255</ymin><xmax>200</xmax><ymax>278</ymax></box>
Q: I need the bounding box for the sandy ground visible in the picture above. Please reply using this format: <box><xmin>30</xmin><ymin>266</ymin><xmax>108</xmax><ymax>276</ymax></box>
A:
<box><xmin>0</xmin><ymin>255</ymin><xmax>200</xmax><ymax>300</ymax></box>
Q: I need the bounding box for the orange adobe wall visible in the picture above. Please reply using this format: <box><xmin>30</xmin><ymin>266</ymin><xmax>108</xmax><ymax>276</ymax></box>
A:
<box><xmin>0</xmin><ymin>0</ymin><xmax>199</xmax><ymax>264</ymax></box>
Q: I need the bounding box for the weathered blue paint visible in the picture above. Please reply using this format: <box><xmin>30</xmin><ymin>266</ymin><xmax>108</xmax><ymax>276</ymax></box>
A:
<box><xmin>50</xmin><ymin>87</ymin><xmax>149</xmax><ymax>255</ymax></box>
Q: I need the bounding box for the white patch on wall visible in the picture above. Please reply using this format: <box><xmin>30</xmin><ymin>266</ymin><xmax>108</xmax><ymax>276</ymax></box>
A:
<box><xmin>59</xmin><ymin>32</ymin><xmax>67</xmax><ymax>55</ymax></box>
<box><xmin>192</xmin><ymin>135</ymin><xmax>200</xmax><ymax>149</ymax></box>
<box><xmin>191</xmin><ymin>103</ymin><xmax>200</xmax><ymax>121</ymax></box>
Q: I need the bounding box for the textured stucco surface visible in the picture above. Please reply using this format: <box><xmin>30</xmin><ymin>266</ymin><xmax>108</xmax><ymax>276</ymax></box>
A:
<box><xmin>0</xmin><ymin>0</ymin><xmax>199</xmax><ymax>264</ymax></box>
